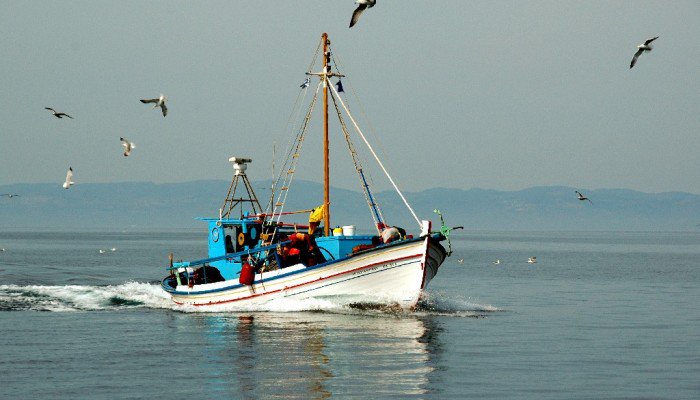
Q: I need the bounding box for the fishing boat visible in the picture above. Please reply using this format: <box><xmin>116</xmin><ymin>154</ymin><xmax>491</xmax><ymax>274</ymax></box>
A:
<box><xmin>161</xmin><ymin>33</ymin><xmax>458</xmax><ymax>309</ymax></box>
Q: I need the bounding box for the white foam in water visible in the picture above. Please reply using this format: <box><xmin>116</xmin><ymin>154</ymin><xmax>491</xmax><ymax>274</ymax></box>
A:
<box><xmin>0</xmin><ymin>282</ymin><xmax>172</xmax><ymax>312</ymax></box>
<box><xmin>416</xmin><ymin>291</ymin><xmax>501</xmax><ymax>316</ymax></box>
<box><xmin>0</xmin><ymin>282</ymin><xmax>500</xmax><ymax>315</ymax></box>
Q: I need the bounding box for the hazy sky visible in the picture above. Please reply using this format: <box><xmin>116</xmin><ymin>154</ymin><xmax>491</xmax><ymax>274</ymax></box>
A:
<box><xmin>1</xmin><ymin>1</ymin><xmax>698</xmax><ymax>194</ymax></box>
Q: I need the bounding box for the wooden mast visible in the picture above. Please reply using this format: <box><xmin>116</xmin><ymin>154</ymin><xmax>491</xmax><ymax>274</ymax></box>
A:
<box><xmin>322</xmin><ymin>32</ymin><xmax>330</xmax><ymax>236</ymax></box>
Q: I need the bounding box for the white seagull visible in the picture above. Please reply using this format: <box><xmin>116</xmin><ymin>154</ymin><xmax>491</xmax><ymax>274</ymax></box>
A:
<box><xmin>1</xmin><ymin>194</ymin><xmax>20</xmax><ymax>198</ymax></box>
<box><xmin>576</xmin><ymin>190</ymin><xmax>592</xmax><ymax>204</ymax></box>
<box><xmin>62</xmin><ymin>167</ymin><xmax>74</xmax><ymax>189</ymax></box>
<box><xmin>120</xmin><ymin>137</ymin><xmax>135</xmax><ymax>157</ymax></box>
<box><xmin>349</xmin><ymin>0</ymin><xmax>376</xmax><ymax>28</ymax></box>
<box><xmin>493</xmin><ymin>259</ymin><xmax>501</xmax><ymax>265</ymax></box>
<box><xmin>140</xmin><ymin>94</ymin><xmax>168</xmax><ymax>117</ymax></box>
<box><xmin>300</xmin><ymin>77</ymin><xmax>310</xmax><ymax>88</ymax></box>
<box><xmin>457</xmin><ymin>258</ymin><xmax>464</xmax><ymax>264</ymax></box>
<box><xmin>527</xmin><ymin>256</ymin><xmax>537</xmax><ymax>264</ymax></box>
<box><xmin>45</xmin><ymin>107</ymin><xmax>73</xmax><ymax>119</ymax></box>
<box><xmin>630</xmin><ymin>36</ymin><xmax>659</xmax><ymax>69</ymax></box>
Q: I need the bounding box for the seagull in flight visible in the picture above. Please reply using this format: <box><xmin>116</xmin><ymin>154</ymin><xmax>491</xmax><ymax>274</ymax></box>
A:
<box><xmin>45</xmin><ymin>107</ymin><xmax>73</xmax><ymax>119</ymax></box>
<box><xmin>576</xmin><ymin>190</ymin><xmax>592</xmax><ymax>204</ymax></box>
<box><xmin>493</xmin><ymin>259</ymin><xmax>501</xmax><ymax>265</ymax></box>
<box><xmin>63</xmin><ymin>167</ymin><xmax>74</xmax><ymax>189</ymax></box>
<box><xmin>1</xmin><ymin>194</ymin><xmax>20</xmax><ymax>198</ymax></box>
<box><xmin>120</xmin><ymin>137</ymin><xmax>135</xmax><ymax>157</ymax></box>
<box><xmin>349</xmin><ymin>0</ymin><xmax>376</xmax><ymax>28</ymax></box>
<box><xmin>140</xmin><ymin>94</ymin><xmax>168</xmax><ymax>117</ymax></box>
<box><xmin>630</xmin><ymin>36</ymin><xmax>659</xmax><ymax>69</ymax></box>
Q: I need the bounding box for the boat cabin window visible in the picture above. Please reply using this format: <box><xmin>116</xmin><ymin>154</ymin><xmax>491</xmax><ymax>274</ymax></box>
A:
<box><xmin>225</xmin><ymin>234</ymin><xmax>234</xmax><ymax>253</ymax></box>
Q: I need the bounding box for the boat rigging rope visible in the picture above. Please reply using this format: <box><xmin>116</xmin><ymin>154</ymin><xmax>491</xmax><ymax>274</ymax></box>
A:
<box><xmin>331</xmin><ymin>50</ymin><xmax>394</xmax><ymax>184</ymax></box>
<box><xmin>327</xmin><ymin>77</ymin><xmax>423</xmax><ymax>229</ymax></box>
<box><xmin>307</xmin><ymin>37</ymin><xmax>323</xmax><ymax>74</ymax></box>
<box><xmin>328</xmin><ymin>88</ymin><xmax>384</xmax><ymax>233</ymax></box>
<box><xmin>265</xmin><ymin>81</ymin><xmax>312</xmax><ymax>214</ymax></box>
<box><xmin>269</xmin><ymin>80</ymin><xmax>322</xmax><ymax>242</ymax></box>
<box><xmin>328</xmin><ymin>45</ymin><xmax>386</xmax><ymax>230</ymax></box>
<box><xmin>265</xmin><ymin>86</ymin><xmax>308</xmax><ymax>214</ymax></box>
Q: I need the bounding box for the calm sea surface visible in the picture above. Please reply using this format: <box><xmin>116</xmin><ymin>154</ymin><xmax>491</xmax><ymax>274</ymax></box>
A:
<box><xmin>1</xmin><ymin>230</ymin><xmax>699</xmax><ymax>399</ymax></box>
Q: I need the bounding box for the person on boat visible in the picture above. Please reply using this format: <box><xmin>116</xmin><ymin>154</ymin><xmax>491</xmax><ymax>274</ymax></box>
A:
<box><xmin>308</xmin><ymin>204</ymin><xmax>326</xmax><ymax>235</ymax></box>
<box><xmin>380</xmin><ymin>226</ymin><xmax>406</xmax><ymax>244</ymax></box>
<box><xmin>277</xmin><ymin>232</ymin><xmax>325</xmax><ymax>268</ymax></box>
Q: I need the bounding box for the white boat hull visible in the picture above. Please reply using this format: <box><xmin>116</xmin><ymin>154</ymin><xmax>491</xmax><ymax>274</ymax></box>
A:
<box><xmin>165</xmin><ymin>236</ymin><xmax>447</xmax><ymax>309</ymax></box>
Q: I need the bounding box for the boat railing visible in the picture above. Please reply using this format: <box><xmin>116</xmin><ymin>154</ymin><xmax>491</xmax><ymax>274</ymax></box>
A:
<box><xmin>167</xmin><ymin>240</ymin><xmax>291</xmax><ymax>271</ymax></box>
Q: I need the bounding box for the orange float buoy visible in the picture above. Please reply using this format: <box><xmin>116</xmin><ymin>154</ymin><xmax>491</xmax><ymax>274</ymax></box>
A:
<box><xmin>239</xmin><ymin>262</ymin><xmax>255</xmax><ymax>286</ymax></box>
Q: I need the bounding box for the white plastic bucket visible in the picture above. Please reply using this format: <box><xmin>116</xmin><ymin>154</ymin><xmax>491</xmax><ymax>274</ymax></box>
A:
<box><xmin>342</xmin><ymin>225</ymin><xmax>355</xmax><ymax>236</ymax></box>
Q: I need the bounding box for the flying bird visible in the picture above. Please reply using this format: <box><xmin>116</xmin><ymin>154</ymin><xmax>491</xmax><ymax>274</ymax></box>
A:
<box><xmin>1</xmin><ymin>194</ymin><xmax>20</xmax><ymax>198</ymax></box>
<box><xmin>527</xmin><ymin>256</ymin><xmax>537</xmax><ymax>264</ymax></box>
<box><xmin>140</xmin><ymin>94</ymin><xmax>168</xmax><ymax>117</ymax></box>
<box><xmin>63</xmin><ymin>167</ymin><xmax>74</xmax><ymax>189</ymax></box>
<box><xmin>349</xmin><ymin>0</ymin><xmax>376</xmax><ymax>28</ymax></box>
<box><xmin>493</xmin><ymin>259</ymin><xmax>501</xmax><ymax>265</ymax></box>
<box><xmin>45</xmin><ymin>107</ymin><xmax>73</xmax><ymax>119</ymax></box>
<box><xmin>120</xmin><ymin>137</ymin><xmax>135</xmax><ymax>157</ymax></box>
<box><xmin>630</xmin><ymin>36</ymin><xmax>659</xmax><ymax>69</ymax></box>
<box><xmin>576</xmin><ymin>190</ymin><xmax>592</xmax><ymax>204</ymax></box>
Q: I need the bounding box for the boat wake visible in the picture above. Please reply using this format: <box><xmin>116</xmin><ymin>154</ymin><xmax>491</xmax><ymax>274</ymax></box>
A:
<box><xmin>0</xmin><ymin>282</ymin><xmax>500</xmax><ymax>316</ymax></box>
<box><xmin>0</xmin><ymin>282</ymin><xmax>172</xmax><ymax>312</ymax></box>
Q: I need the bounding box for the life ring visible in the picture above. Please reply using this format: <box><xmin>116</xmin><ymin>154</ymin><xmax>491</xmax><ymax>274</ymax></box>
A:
<box><xmin>237</xmin><ymin>232</ymin><xmax>246</xmax><ymax>247</ymax></box>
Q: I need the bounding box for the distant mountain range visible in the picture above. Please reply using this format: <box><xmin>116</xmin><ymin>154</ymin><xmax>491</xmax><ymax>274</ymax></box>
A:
<box><xmin>1</xmin><ymin>180</ymin><xmax>699</xmax><ymax>232</ymax></box>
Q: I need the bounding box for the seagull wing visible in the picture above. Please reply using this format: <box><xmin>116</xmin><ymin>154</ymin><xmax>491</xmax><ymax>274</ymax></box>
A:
<box><xmin>45</xmin><ymin>107</ymin><xmax>55</xmax><ymax>112</ymax></box>
<box><xmin>350</xmin><ymin>4</ymin><xmax>367</xmax><ymax>28</ymax></box>
<box><xmin>644</xmin><ymin>36</ymin><xmax>659</xmax><ymax>45</ymax></box>
<box><xmin>140</xmin><ymin>98</ymin><xmax>158</xmax><ymax>104</ymax></box>
<box><xmin>120</xmin><ymin>137</ymin><xmax>133</xmax><ymax>155</ymax></box>
<box><xmin>161</xmin><ymin>102</ymin><xmax>168</xmax><ymax>117</ymax></box>
<box><xmin>630</xmin><ymin>49</ymin><xmax>643</xmax><ymax>68</ymax></box>
<box><xmin>63</xmin><ymin>113</ymin><xmax>73</xmax><ymax>119</ymax></box>
<box><xmin>63</xmin><ymin>167</ymin><xmax>73</xmax><ymax>187</ymax></box>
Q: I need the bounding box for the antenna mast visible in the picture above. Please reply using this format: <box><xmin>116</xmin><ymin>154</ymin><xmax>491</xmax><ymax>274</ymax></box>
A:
<box><xmin>220</xmin><ymin>157</ymin><xmax>262</xmax><ymax>219</ymax></box>
<box><xmin>322</xmin><ymin>33</ymin><xmax>330</xmax><ymax>236</ymax></box>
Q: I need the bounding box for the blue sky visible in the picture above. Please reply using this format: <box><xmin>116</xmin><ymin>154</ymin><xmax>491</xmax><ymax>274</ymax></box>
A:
<box><xmin>1</xmin><ymin>1</ymin><xmax>698</xmax><ymax>193</ymax></box>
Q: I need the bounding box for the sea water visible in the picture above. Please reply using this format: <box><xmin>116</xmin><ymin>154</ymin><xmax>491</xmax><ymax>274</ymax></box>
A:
<box><xmin>0</xmin><ymin>230</ymin><xmax>698</xmax><ymax>399</ymax></box>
